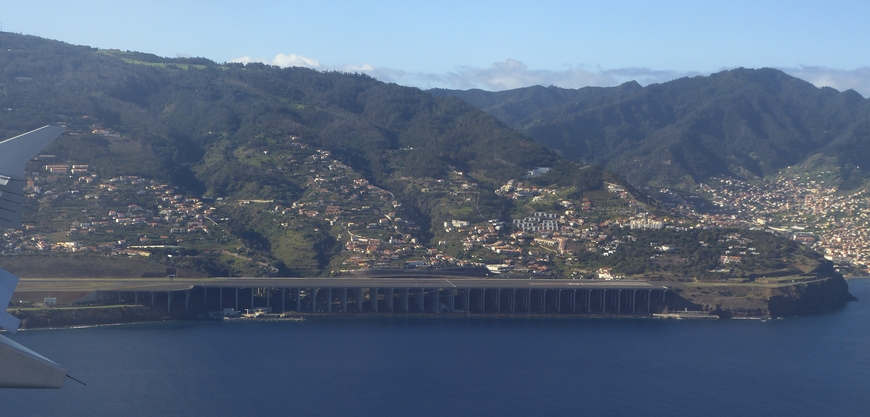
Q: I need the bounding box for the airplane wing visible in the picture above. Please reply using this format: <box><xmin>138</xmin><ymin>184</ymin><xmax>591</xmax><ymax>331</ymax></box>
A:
<box><xmin>0</xmin><ymin>125</ymin><xmax>66</xmax><ymax>229</ymax></box>
<box><xmin>0</xmin><ymin>331</ymin><xmax>67</xmax><ymax>389</ymax></box>
<box><xmin>0</xmin><ymin>268</ymin><xmax>21</xmax><ymax>332</ymax></box>
<box><xmin>0</xmin><ymin>126</ymin><xmax>67</xmax><ymax>388</ymax></box>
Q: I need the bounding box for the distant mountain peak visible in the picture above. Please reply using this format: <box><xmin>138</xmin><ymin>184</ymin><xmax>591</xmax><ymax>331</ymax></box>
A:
<box><xmin>433</xmin><ymin>68</ymin><xmax>870</xmax><ymax>190</ymax></box>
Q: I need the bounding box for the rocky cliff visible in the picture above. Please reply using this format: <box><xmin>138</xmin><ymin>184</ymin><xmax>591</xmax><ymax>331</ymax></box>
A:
<box><xmin>673</xmin><ymin>276</ymin><xmax>856</xmax><ymax>318</ymax></box>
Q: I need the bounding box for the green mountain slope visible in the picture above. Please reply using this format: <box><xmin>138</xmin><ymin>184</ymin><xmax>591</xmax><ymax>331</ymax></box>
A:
<box><xmin>0</xmin><ymin>35</ymin><xmax>563</xmax><ymax>192</ymax></box>
<box><xmin>0</xmin><ymin>33</ymin><xmax>848</xmax><ymax>292</ymax></box>
<box><xmin>432</xmin><ymin>69</ymin><xmax>870</xmax><ymax>189</ymax></box>
<box><xmin>0</xmin><ymin>33</ymin><xmax>618</xmax><ymax>276</ymax></box>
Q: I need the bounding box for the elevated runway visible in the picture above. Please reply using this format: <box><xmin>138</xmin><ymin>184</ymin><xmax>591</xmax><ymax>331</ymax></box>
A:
<box><xmin>17</xmin><ymin>277</ymin><xmax>663</xmax><ymax>291</ymax></box>
<box><xmin>15</xmin><ymin>277</ymin><xmax>669</xmax><ymax>316</ymax></box>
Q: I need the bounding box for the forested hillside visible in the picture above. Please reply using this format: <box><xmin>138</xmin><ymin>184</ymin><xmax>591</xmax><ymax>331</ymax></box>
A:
<box><xmin>432</xmin><ymin>69</ymin><xmax>870</xmax><ymax>189</ymax></box>
<box><xmin>0</xmin><ymin>34</ymin><xmax>558</xmax><ymax>193</ymax></box>
<box><xmin>0</xmin><ymin>33</ymin><xmax>619</xmax><ymax>276</ymax></box>
<box><xmin>0</xmin><ymin>33</ymin><xmax>846</xmax><ymax>285</ymax></box>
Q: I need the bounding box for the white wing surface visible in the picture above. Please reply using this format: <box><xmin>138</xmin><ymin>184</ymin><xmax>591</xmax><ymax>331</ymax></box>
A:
<box><xmin>0</xmin><ymin>268</ymin><xmax>21</xmax><ymax>333</ymax></box>
<box><xmin>0</xmin><ymin>126</ymin><xmax>67</xmax><ymax>388</ymax></box>
<box><xmin>0</xmin><ymin>125</ymin><xmax>65</xmax><ymax>229</ymax></box>
<box><xmin>0</xmin><ymin>332</ymin><xmax>67</xmax><ymax>388</ymax></box>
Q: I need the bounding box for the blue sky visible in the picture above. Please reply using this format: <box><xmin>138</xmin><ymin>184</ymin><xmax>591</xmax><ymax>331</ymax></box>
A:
<box><xmin>3</xmin><ymin>0</ymin><xmax>870</xmax><ymax>95</ymax></box>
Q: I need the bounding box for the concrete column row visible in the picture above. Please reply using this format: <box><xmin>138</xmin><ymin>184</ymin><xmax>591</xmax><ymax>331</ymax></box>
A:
<box><xmin>103</xmin><ymin>287</ymin><xmax>666</xmax><ymax>316</ymax></box>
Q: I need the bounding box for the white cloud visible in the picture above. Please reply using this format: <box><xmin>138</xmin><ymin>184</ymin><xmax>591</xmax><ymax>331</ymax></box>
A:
<box><xmin>374</xmin><ymin>62</ymin><xmax>870</xmax><ymax>97</ymax></box>
<box><xmin>272</xmin><ymin>53</ymin><xmax>322</xmax><ymax>68</ymax></box>
<box><xmin>226</xmin><ymin>54</ymin><xmax>870</xmax><ymax>97</ymax></box>
<box><xmin>448</xmin><ymin>59</ymin><xmax>619</xmax><ymax>90</ymax></box>
<box><xmin>228</xmin><ymin>53</ymin><xmax>322</xmax><ymax>69</ymax></box>
<box><xmin>342</xmin><ymin>63</ymin><xmax>375</xmax><ymax>72</ymax></box>
<box><xmin>365</xmin><ymin>60</ymin><xmax>703</xmax><ymax>91</ymax></box>
<box><xmin>779</xmin><ymin>66</ymin><xmax>870</xmax><ymax>98</ymax></box>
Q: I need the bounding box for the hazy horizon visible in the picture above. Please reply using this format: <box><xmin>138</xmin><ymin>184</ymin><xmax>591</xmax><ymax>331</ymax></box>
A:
<box><xmin>2</xmin><ymin>1</ymin><xmax>869</xmax><ymax>96</ymax></box>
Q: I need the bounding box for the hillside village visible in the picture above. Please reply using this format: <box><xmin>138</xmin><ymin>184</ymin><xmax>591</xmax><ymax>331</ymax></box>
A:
<box><xmin>1</xmin><ymin>125</ymin><xmax>639</xmax><ymax>276</ymax></box>
<box><xmin>1</xmin><ymin>124</ymin><xmax>838</xmax><ymax>279</ymax></box>
<box><xmin>671</xmin><ymin>170</ymin><xmax>870</xmax><ymax>274</ymax></box>
<box><xmin>0</xmin><ymin>35</ymin><xmax>862</xmax><ymax>281</ymax></box>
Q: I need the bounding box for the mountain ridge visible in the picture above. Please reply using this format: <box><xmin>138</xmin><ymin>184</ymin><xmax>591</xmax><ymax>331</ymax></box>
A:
<box><xmin>0</xmin><ymin>32</ymin><xmax>626</xmax><ymax>277</ymax></box>
<box><xmin>431</xmin><ymin>68</ymin><xmax>870</xmax><ymax>189</ymax></box>
<box><xmin>0</xmin><ymin>32</ymin><xmax>854</xmax><ymax>302</ymax></box>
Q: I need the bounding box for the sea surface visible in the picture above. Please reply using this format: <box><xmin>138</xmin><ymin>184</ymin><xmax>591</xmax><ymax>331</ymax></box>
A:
<box><xmin>3</xmin><ymin>279</ymin><xmax>870</xmax><ymax>417</ymax></box>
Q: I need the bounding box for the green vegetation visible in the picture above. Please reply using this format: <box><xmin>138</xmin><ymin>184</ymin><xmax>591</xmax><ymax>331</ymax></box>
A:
<box><xmin>432</xmin><ymin>68</ymin><xmax>870</xmax><ymax>191</ymax></box>
<box><xmin>583</xmin><ymin>228</ymin><xmax>830</xmax><ymax>281</ymax></box>
<box><xmin>0</xmin><ymin>33</ymin><xmax>845</xmax><ymax>284</ymax></box>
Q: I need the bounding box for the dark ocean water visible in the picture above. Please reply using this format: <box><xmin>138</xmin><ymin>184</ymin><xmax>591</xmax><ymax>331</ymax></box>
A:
<box><xmin>3</xmin><ymin>279</ymin><xmax>870</xmax><ymax>417</ymax></box>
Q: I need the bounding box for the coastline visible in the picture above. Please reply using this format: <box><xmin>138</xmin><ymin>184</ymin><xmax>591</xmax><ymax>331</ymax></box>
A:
<box><xmin>8</xmin><ymin>305</ymin><xmax>721</xmax><ymax>331</ymax></box>
<box><xmin>6</xmin><ymin>304</ymin><xmax>744</xmax><ymax>331</ymax></box>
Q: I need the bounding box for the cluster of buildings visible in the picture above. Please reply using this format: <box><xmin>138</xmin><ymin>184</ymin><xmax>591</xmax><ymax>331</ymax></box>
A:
<box><xmin>513</xmin><ymin>212</ymin><xmax>559</xmax><ymax>232</ymax></box>
<box><xmin>496</xmin><ymin>179</ymin><xmax>559</xmax><ymax>199</ymax></box>
<box><xmin>244</xmin><ymin>137</ymin><xmax>432</xmax><ymax>271</ymax></box>
<box><xmin>437</xmin><ymin>177</ymin><xmax>662</xmax><ymax>276</ymax></box>
<box><xmin>13</xmin><ymin>170</ymin><xmax>220</xmax><ymax>256</ymax></box>
<box><xmin>689</xmin><ymin>173</ymin><xmax>870</xmax><ymax>272</ymax></box>
<box><xmin>43</xmin><ymin>164</ymin><xmax>89</xmax><ymax>174</ymax></box>
<box><xmin>629</xmin><ymin>218</ymin><xmax>664</xmax><ymax>230</ymax></box>
<box><xmin>0</xmin><ymin>229</ymin><xmax>51</xmax><ymax>253</ymax></box>
<box><xmin>15</xmin><ymin>122</ymin><xmax>846</xmax><ymax>278</ymax></box>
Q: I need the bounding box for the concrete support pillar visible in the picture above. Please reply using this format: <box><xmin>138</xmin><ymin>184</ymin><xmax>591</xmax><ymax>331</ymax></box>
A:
<box><xmin>235</xmin><ymin>288</ymin><xmax>239</xmax><ymax>311</ymax></box>
<box><xmin>151</xmin><ymin>291</ymin><xmax>154</xmax><ymax>306</ymax></box>
<box><xmin>416</xmin><ymin>288</ymin><xmax>424</xmax><ymax>313</ymax></box>
<box><xmin>185</xmin><ymin>290</ymin><xmax>190</xmax><ymax>310</ymax></box>
<box><xmin>281</xmin><ymin>288</ymin><xmax>286</xmax><ymax>313</ymax></box>
<box><xmin>647</xmin><ymin>290</ymin><xmax>651</xmax><ymax>313</ymax></box>
<box><xmin>371</xmin><ymin>288</ymin><xmax>379</xmax><ymax>312</ymax></box>
<box><xmin>662</xmin><ymin>289</ymin><xmax>666</xmax><ymax>302</ymax></box>
<box><xmin>632</xmin><ymin>290</ymin><xmax>636</xmax><ymax>314</ymax></box>
<box><xmin>134</xmin><ymin>292</ymin><xmax>138</xmax><ymax>304</ymax></box>
<box><xmin>479</xmin><ymin>289</ymin><xmax>485</xmax><ymax>312</ymax></box>
<box><xmin>602</xmin><ymin>289</ymin><xmax>607</xmax><ymax>313</ymax></box>
<box><xmin>617</xmin><ymin>289</ymin><xmax>621</xmax><ymax>313</ymax></box>
<box><xmin>432</xmin><ymin>288</ymin><xmax>440</xmax><ymax>313</ymax></box>
<box><xmin>572</xmin><ymin>290</ymin><xmax>577</xmax><ymax>313</ymax></box>
<box><xmin>448</xmin><ymin>290</ymin><xmax>455</xmax><ymax>312</ymax></box>
<box><xmin>167</xmin><ymin>292</ymin><xmax>172</xmax><ymax>312</ymax></box>
<box><xmin>356</xmin><ymin>288</ymin><xmax>364</xmax><ymax>312</ymax></box>
<box><xmin>341</xmin><ymin>288</ymin><xmax>348</xmax><ymax>312</ymax></box>
<box><xmin>219</xmin><ymin>288</ymin><xmax>223</xmax><ymax>311</ymax></box>
<box><xmin>526</xmin><ymin>289</ymin><xmax>531</xmax><ymax>313</ymax></box>
<box><xmin>541</xmin><ymin>289</ymin><xmax>546</xmax><ymax>313</ymax></box>
<box><xmin>386</xmin><ymin>288</ymin><xmax>394</xmax><ymax>313</ymax></box>
<box><xmin>496</xmin><ymin>289</ymin><xmax>501</xmax><ymax>313</ymax></box>
<box><xmin>464</xmin><ymin>290</ymin><xmax>470</xmax><ymax>312</ymax></box>
<box><xmin>510</xmin><ymin>289</ymin><xmax>516</xmax><ymax>313</ymax></box>
<box><xmin>401</xmin><ymin>288</ymin><xmax>409</xmax><ymax>312</ymax></box>
<box><xmin>266</xmin><ymin>289</ymin><xmax>271</xmax><ymax>309</ymax></box>
<box><xmin>251</xmin><ymin>288</ymin><xmax>255</xmax><ymax>311</ymax></box>
<box><xmin>326</xmin><ymin>288</ymin><xmax>332</xmax><ymax>313</ymax></box>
